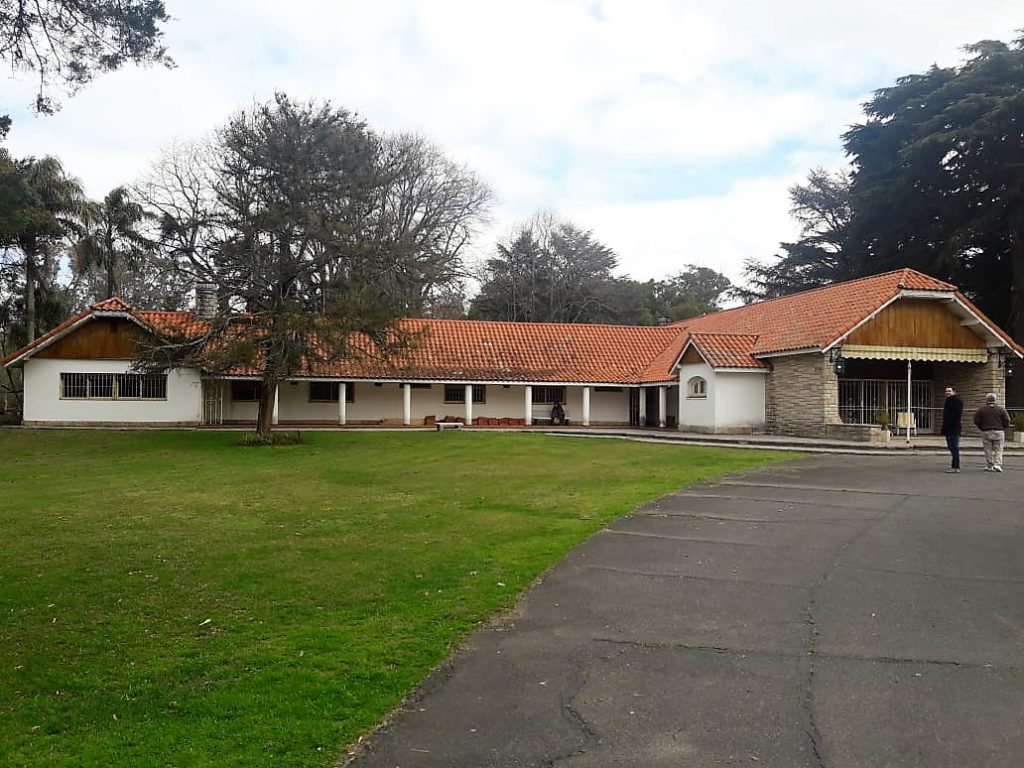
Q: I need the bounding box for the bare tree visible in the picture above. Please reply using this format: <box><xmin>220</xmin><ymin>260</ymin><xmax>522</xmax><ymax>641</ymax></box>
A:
<box><xmin>138</xmin><ymin>94</ymin><xmax>492</xmax><ymax>438</ymax></box>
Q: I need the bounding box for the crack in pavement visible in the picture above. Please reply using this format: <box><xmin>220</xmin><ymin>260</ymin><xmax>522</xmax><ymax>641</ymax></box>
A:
<box><xmin>548</xmin><ymin>647</ymin><xmax>601</xmax><ymax>768</ymax></box>
<box><xmin>713</xmin><ymin>480</ymin><xmax>1024</xmax><ymax>504</ymax></box>
<box><xmin>601</xmin><ymin>528</ymin><xmax>838</xmax><ymax>551</ymax></box>
<box><xmin>636</xmin><ymin>510</ymin><xmax>875</xmax><ymax>524</ymax></box>
<box><xmin>667</xmin><ymin>491</ymin><xmax>893</xmax><ymax>511</ymax></box>
<box><xmin>799</xmin><ymin>489</ymin><xmax>915</xmax><ymax>768</ymax></box>
<box><xmin>588</xmin><ymin>637</ymin><xmax>1021</xmax><ymax>673</ymax></box>
<box><xmin>582</xmin><ymin>563</ymin><xmax>810</xmax><ymax>589</ymax></box>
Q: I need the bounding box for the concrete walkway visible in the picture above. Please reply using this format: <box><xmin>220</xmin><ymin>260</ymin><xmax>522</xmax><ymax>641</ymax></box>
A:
<box><xmin>551</xmin><ymin>427</ymin><xmax>1024</xmax><ymax>456</ymax></box>
<box><xmin>345</xmin><ymin>453</ymin><xmax>1024</xmax><ymax>767</ymax></box>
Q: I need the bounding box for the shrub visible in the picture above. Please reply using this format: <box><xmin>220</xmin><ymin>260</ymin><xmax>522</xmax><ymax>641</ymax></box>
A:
<box><xmin>238</xmin><ymin>431</ymin><xmax>305</xmax><ymax>446</ymax></box>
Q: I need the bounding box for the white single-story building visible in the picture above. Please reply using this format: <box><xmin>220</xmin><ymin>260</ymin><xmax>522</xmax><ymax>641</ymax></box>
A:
<box><xmin>3</xmin><ymin>269</ymin><xmax>1020</xmax><ymax>438</ymax></box>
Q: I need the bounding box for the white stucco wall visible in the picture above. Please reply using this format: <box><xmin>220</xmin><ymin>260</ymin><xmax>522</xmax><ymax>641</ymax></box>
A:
<box><xmin>218</xmin><ymin>380</ymin><xmax>633</xmax><ymax>425</ymax></box>
<box><xmin>22</xmin><ymin>358</ymin><xmax>202</xmax><ymax>424</ymax></box>
<box><xmin>588</xmin><ymin>387</ymin><xmax>631</xmax><ymax>424</ymax></box>
<box><xmin>714</xmin><ymin>371</ymin><xmax>767</xmax><ymax>428</ymax></box>
<box><xmin>678</xmin><ymin>362</ymin><xmax>716</xmax><ymax>429</ymax></box>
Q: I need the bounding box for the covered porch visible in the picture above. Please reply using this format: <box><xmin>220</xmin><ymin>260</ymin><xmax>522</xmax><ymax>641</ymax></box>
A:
<box><xmin>833</xmin><ymin>346</ymin><xmax>1004</xmax><ymax>436</ymax></box>
<box><xmin>201</xmin><ymin>378</ymin><xmax>679</xmax><ymax>429</ymax></box>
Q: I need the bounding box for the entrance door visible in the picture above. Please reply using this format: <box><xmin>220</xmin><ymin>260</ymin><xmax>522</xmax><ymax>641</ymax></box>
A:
<box><xmin>202</xmin><ymin>381</ymin><xmax>223</xmax><ymax>425</ymax></box>
<box><xmin>644</xmin><ymin>387</ymin><xmax>660</xmax><ymax>427</ymax></box>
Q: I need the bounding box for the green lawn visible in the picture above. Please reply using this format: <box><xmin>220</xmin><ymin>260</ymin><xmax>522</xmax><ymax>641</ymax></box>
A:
<box><xmin>0</xmin><ymin>430</ymin><xmax>794</xmax><ymax>767</ymax></box>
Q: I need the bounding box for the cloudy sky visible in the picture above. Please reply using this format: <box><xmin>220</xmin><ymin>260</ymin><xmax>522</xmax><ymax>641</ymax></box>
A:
<box><xmin>4</xmin><ymin>1</ymin><xmax>1020</xmax><ymax>289</ymax></box>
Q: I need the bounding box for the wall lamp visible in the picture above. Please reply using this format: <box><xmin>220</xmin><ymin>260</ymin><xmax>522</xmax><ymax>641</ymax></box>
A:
<box><xmin>828</xmin><ymin>346</ymin><xmax>846</xmax><ymax>375</ymax></box>
<box><xmin>997</xmin><ymin>351</ymin><xmax>1014</xmax><ymax>379</ymax></box>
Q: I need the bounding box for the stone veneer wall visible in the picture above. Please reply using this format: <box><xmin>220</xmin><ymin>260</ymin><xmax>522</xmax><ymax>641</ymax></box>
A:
<box><xmin>765</xmin><ymin>353</ymin><xmax>842</xmax><ymax>437</ymax></box>
<box><xmin>767</xmin><ymin>352</ymin><xmax>1008</xmax><ymax>439</ymax></box>
<box><xmin>932</xmin><ymin>357</ymin><xmax>1006</xmax><ymax>434</ymax></box>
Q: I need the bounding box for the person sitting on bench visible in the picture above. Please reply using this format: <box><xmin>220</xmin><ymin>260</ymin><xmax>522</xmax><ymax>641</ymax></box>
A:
<box><xmin>550</xmin><ymin>401</ymin><xmax>566</xmax><ymax>426</ymax></box>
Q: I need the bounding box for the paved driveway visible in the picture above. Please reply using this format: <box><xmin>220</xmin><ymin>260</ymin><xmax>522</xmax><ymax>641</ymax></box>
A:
<box><xmin>345</xmin><ymin>454</ymin><xmax>1024</xmax><ymax>767</ymax></box>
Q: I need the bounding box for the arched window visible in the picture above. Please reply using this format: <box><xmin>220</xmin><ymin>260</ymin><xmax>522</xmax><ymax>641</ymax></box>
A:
<box><xmin>687</xmin><ymin>376</ymin><xmax>707</xmax><ymax>399</ymax></box>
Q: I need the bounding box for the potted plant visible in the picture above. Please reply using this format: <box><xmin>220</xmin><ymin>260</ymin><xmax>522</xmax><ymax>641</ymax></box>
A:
<box><xmin>874</xmin><ymin>410</ymin><xmax>892</xmax><ymax>442</ymax></box>
<box><xmin>1012</xmin><ymin>412</ymin><xmax>1024</xmax><ymax>443</ymax></box>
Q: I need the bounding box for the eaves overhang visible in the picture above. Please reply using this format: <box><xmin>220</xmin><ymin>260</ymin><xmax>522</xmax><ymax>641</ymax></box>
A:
<box><xmin>1</xmin><ymin>310</ymin><xmax>154</xmax><ymax>368</ymax></box>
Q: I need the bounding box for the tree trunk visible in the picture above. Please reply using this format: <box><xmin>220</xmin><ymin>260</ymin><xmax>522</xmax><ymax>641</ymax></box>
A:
<box><xmin>25</xmin><ymin>250</ymin><xmax>37</xmax><ymax>342</ymax></box>
<box><xmin>256</xmin><ymin>374</ymin><xmax>277</xmax><ymax>438</ymax></box>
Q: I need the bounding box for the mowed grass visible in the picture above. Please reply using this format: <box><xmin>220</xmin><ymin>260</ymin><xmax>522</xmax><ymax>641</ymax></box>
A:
<box><xmin>0</xmin><ymin>430</ymin><xmax>793</xmax><ymax>767</ymax></box>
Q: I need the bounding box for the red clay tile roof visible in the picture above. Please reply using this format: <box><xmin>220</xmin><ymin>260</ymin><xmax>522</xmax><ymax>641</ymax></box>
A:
<box><xmin>0</xmin><ymin>301</ymin><xmax>210</xmax><ymax>368</ymax></box>
<box><xmin>90</xmin><ymin>297</ymin><xmax>133</xmax><ymax>312</ymax></box>
<box><xmin>672</xmin><ymin>268</ymin><xmax>963</xmax><ymax>356</ymax></box>
<box><xmin>4</xmin><ymin>270</ymin><xmax>1019</xmax><ymax>377</ymax></box>
<box><xmin>292</xmin><ymin>319</ymin><xmax>685</xmax><ymax>384</ymax></box>
<box><xmin>638</xmin><ymin>331</ymin><xmax>691</xmax><ymax>384</ymax></box>
<box><xmin>133</xmin><ymin>310</ymin><xmax>211</xmax><ymax>340</ymax></box>
<box><xmin>685</xmin><ymin>333</ymin><xmax>768</xmax><ymax>369</ymax></box>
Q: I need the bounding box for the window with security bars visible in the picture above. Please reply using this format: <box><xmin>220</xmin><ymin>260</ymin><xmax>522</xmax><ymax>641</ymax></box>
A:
<box><xmin>61</xmin><ymin>373</ymin><xmax>167</xmax><ymax>400</ymax></box>
<box><xmin>309</xmin><ymin>382</ymin><xmax>355</xmax><ymax>403</ymax></box>
<box><xmin>116</xmin><ymin>374</ymin><xmax>167</xmax><ymax>399</ymax></box>
<box><xmin>531</xmin><ymin>386</ymin><xmax>565</xmax><ymax>405</ymax></box>
<box><xmin>838</xmin><ymin>379</ymin><xmax>933</xmax><ymax>430</ymax></box>
<box><xmin>444</xmin><ymin>384</ymin><xmax>486</xmax><ymax>403</ymax></box>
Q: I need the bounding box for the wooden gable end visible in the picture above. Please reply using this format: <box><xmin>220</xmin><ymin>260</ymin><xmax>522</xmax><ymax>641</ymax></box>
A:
<box><xmin>845</xmin><ymin>299</ymin><xmax>986</xmax><ymax>350</ymax></box>
<box><xmin>35</xmin><ymin>317</ymin><xmax>145</xmax><ymax>359</ymax></box>
<box><xmin>681</xmin><ymin>345</ymin><xmax>706</xmax><ymax>364</ymax></box>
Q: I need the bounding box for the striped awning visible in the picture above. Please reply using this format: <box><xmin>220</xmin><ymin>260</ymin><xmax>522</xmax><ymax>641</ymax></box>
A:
<box><xmin>840</xmin><ymin>345</ymin><xmax>989</xmax><ymax>363</ymax></box>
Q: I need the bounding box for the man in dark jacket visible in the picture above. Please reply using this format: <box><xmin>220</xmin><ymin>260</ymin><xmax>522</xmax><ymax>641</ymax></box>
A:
<box><xmin>940</xmin><ymin>386</ymin><xmax>963</xmax><ymax>473</ymax></box>
<box><xmin>973</xmin><ymin>392</ymin><xmax>1011</xmax><ymax>472</ymax></box>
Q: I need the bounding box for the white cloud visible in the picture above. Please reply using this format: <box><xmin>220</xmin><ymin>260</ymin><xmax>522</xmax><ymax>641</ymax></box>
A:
<box><xmin>3</xmin><ymin>0</ymin><xmax>1020</xmax><ymax>293</ymax></box>
<box><xmin>564</xmin><ymin>173</ymin><xmax>805</xmax><ymax>285</ymax></box>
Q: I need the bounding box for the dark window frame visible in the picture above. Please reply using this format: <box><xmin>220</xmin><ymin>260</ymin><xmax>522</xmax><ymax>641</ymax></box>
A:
<box><xmin>308</xmin><ymin>381</ymin><xmax>356</xmax><ymax>403</ymax></box>
<box><xmin>532</xmin><ymin>386</ymin><xmax>566</xmax><ymax>405</ymax></box>
<box><xmin>444</xmin><ymin>384</ymin><xmax>486</xmax><ymax>404</ymax></box>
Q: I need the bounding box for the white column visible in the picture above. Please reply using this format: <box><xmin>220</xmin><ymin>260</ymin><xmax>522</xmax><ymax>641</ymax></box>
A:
<box><xmin>582</xmin><ymin>386</ymin><xmax>591</xmax><ymax>427</ymax></box>
<box><xmin>906</xmin><ymin>360</ymin><xmax>912</xmax><ymax>444</ymax></box>
<box><xmin>465</xmin><ymin>384</ymin><xmax>474</xmax><ymax>425</ymax></box>
<box><xmin>638</xmin><ymin>386</ymin><xmax>647</xmax><ymax>426</ymax></box>
<box><xmin>338</xmin><ymin>382</ymin><xmax>347</xmax><ymax>426</ymax></box>
<box><xmin>402</xmin><ymin>383</ymin><xmax>411</xmax><ymax>426</ymax></box>
<box><xmin>677</xmin><ymin>377</ymin><xmax>685</xmax><ymax>431</ymax></box>
<box><xmin>524</xmin><ymin>385</ymin><xmax>533</xmax><ymax>426</ymax></box>
<box><xmin>272</xmin><ymin>383</ymin><xmax>280</xmax><ymax>425</ymax></box>
<box><xmin>658</xmin><ymin>385</ymin><xmax>667</xmax><ymax>428</ymax></box>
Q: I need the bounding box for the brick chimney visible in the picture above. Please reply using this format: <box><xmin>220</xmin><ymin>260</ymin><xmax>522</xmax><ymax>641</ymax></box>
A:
<box><xmin>195</xmin><ymin>283</ymin><xmax>218</xmax><ymax>319</ymax></box>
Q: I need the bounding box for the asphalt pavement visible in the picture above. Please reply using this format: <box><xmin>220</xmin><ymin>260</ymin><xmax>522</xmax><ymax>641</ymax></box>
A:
<box><xmin>344</xmin><ymin>452</ymin><xmax>1024</xmax><ymax>768</ymax></box>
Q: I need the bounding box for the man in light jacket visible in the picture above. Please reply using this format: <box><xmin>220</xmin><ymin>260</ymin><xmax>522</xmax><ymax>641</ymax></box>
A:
<box><xmin>973</xmin><ymin>392</ymin><xmax>1011</xmax><ymax>472</ymax></box>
